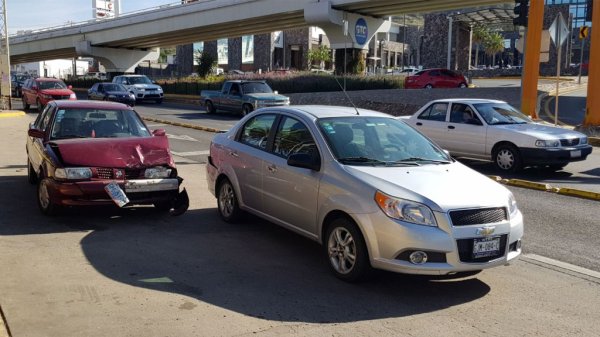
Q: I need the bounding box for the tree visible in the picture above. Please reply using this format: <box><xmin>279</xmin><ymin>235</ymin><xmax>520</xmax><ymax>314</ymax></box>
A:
<box><xmin>307</xmin><ymin>45</ymin><xmax>332</xmax><ymax>69</ymax></box>
<box><xmin>472</xmin><ymin>25</ymin><xmax>490</xmax><ymax>68</ymax></box>
<box><xmin>195</xmin><ymin>51</ymin><xmax>216</xmax><ymax>78</ymax></box>
<box><xmin>483</xmin><ymin>32</ymin><xmax>505</xmax><ymax>67</ymax></box>
<box><xmin>159</xmin><ymin>47</ymin><xmax>176</xmax><ymax>63</ymax></box>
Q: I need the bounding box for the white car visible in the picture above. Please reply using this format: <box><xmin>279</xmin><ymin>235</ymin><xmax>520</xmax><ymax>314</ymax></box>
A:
<box><xmin>393</xmin><ymin>67</ymin><xmax>420</xmax><ymax>76</ymax></box>
<box><xmin>402</xmin><ymin>99</ymin><xmax>593</xmax><ymax>172</ymax></box>
<box><xmin>112</xmin><ymin>75</ymin><xmax>164</xmax><ymax>104</ymax></box>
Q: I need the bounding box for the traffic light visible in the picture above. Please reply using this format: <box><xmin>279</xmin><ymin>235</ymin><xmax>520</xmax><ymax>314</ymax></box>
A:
<box><xmin>586</xmin><ymin>0</ymin><xmax>593</xmax><ymax>22</ymax></box>
<box><xmin>513</xmin><ymin>0</ymin><xmax>529</xmax><ymax>27</ymax></box>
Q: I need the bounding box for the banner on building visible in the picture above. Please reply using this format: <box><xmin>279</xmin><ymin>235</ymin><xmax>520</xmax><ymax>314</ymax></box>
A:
<box><xmin>273</xmin><ymin>31</ymin><xmax>283</xmax><ymax>48</ymax></box>
<box><xmin>93</xmin><ymin>0</ymin><xmax>119</xmax><ymax>19</ymax></box>
<box><xmin>242</xmin><ymin>36</ymin><xmax>254</xmax><ymax>64</ymax></box>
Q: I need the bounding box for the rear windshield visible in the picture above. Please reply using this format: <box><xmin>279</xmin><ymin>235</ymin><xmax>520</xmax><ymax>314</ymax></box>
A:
<box><xmin>38</xmin><ymin>81</ymin><xmax>67</xmax><ymax>90</ymax></box>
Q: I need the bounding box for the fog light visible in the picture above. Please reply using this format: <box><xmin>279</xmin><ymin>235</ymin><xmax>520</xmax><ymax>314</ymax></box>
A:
<box><xmin>516</xmin><ymin>240</ymin><xmax>522</xmax><ymax>250</ymax></box>
<box><xmin>409</xmin><ymin>251</ymin><xmax>428</xmax><ymax>265</ymax></box>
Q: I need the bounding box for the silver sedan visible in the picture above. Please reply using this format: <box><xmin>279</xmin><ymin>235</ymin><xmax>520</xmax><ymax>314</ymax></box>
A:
<box><xmin>206</xmin><ymin>105</ymin><xmax>524</xmax><ymax>282</ymax></box>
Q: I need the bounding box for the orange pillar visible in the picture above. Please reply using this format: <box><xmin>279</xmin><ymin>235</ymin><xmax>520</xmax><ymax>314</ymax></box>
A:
<box><xmin>520</xmin><ymin>0</ymin><xmax>545</xmax><ymax>119</ymax></box>
<box><xmin>584</xmin><ymin>0</ymin><xmax>600</xmax><ymax>126</ymax></box>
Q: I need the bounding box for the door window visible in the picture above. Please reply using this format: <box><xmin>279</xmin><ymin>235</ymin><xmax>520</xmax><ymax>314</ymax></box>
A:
<box><xmin>417</xmin><ymin>103</ymin><xmax>448</xmax><ymax>121</ymax></box>
<box><xmin>239</xmin><ymin>114</ymin><xmax>276</xmax><ymax>150</ymax></box>
<box><xmin>272</xmin><ymin>117</ymin><xmax>318</xmax><ymax>158</ymax></box>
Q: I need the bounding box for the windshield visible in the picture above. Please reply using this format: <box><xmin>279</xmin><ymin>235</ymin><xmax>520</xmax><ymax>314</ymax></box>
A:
<box><xmin>317</xmin><ymin>117</ymin><xmax>451</xmax><ymax>166</ymax></box>
<box><xmin>103</xmin><ymin>84</ymin><xmax>126</xmax><ymax>92</ymax></box>
<box><xmin>38</xmin><ymin>81</ymin><xmax>67</xmax><ymax>90</ymax></box>
<box><xmin>127</xmin><ymin>76</ymin><xmax>153</xmax><ymax>85</ymax></box>
<box><xmin>241</xmin><ymin>82</ymin><xmax>273</xmax><ymax>94</ymax></box>
<box><xmin>474</xmin><ymin>102</ymin><xmax>532</xmax><ymax>125</ymax></box>
<box><xmin>50</xmin><ymin>108</ymin><xmax>151</xmax><ymax>140</ymax></box>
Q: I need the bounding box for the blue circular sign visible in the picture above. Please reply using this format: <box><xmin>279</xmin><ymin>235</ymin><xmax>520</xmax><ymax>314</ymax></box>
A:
<box><xmin>355</xmin><ymin>18</ymin><xmax>368</xmax><ymax>45</ymax></box>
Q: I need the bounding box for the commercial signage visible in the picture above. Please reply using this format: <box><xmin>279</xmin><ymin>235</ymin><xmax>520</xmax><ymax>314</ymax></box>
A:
<box><xmin>355</xmin><ymin>18</ymin><xmax>368</xmax><ymax>45</ymax></box>
<box><xmin>94</xmin><ymin>0</ymin><xmax>119</xmax><ymax>19</ymax></box>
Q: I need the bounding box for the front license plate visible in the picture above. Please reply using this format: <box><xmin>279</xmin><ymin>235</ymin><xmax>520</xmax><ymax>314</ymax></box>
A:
<box><xmin>570</xmin><ymin>150</ymin><xmax>581</xmax><ymax>158</ymax></box>
<box><xmin>104</xmin><ymin>182</ymin><xmax>129</xmax><ymax>208</ymax></box>
<box><xmin>472</xmin><ymin>236</ymin><xmax>501</xmax><ymax>258</ymax></box>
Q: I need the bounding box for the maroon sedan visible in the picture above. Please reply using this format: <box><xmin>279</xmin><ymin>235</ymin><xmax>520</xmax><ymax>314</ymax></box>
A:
<box><xmin>26</xmin><ymin>100</ymin><xmax>188</xmax><ymax>215</ymax></box>
<box><xmin>404</xmin><ymin>68</ymin><xmax>468</xmax><ymax>89</ymax></box>
<box><xmin>21</xmin><ymin>77</ymin><xmax>77</xmax><ymax>112</ymax></box>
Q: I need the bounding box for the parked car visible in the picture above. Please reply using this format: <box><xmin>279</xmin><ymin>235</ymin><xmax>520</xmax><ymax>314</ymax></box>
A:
<box><xmin>26</xmin><ymin>100</ymin><xmax>189</xmax><ymax>216</ymax></box>
<box><xmin>21</xmin><ymin>77</ymin><xmax>77</xmax><ymax>112</ymax></box>
<box><xmin>402</xmin><ymin>99</ymin><xmax>593</xmax><ymax>172</ymax></box>
<box><xmin>112</xmin><ymin>75</ymin><xmax>164</xmax><ymax>104</ymax></box>
<box><xmin>87</xmin><ymin>82</ymin><xmax>136</xmax><ymax>106</ymax></box>
<box><xmin>404</xmin><ymin>68</ymin><xmax>468</xmax><ymax>89</ymax></box>
<box><xmin>200</xmin><ymin>80</ymin><xmax>290</xmax><ymax>116</ymax></box>
<box><xmin>11</xmin><ymin>73</ymin><xmax>31</xmax><ymax>98</ymax></box>
<box><xmin>206</xmin><ymin>105</ymin><xmax>523</xmax><ymax>281</ymax></box>
<box><xmin>393</xmin><ymin>67</ymin><xmax>420</xmax><ymax>76</ymax></box>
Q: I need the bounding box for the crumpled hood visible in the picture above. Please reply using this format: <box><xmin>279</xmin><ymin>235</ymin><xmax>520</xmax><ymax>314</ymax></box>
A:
<box><xmin>244</xmin><ymin>93</ymin><xmax>289</xmax><ymax>101</ymax></box>
<box><xmin>344</xmin><ymin>162</ymin><xmax>510</xmax><ymax>211</ymax></box>
<box><xmin>51</xmin><ymin>137</ymin><xmax>174</xmax><ymax>168</ymax></box>
<box><xmin>131</xmin><ymin>84</ymin><xmax>162</xmax><ymax>90</ymax></box>
<box><xmin>40</xmin><ymin>88</ymin><xmax>74</xmax><ymax>96</ymax></box>
<box><xmin>495</xmin><ymin>123</ymin><xmax>585</xmax><ymax>139</ymax></box>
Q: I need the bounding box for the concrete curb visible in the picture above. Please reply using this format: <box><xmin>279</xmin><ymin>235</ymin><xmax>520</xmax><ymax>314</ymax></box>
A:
<box><xmin>142</xmin><ymin>116</ymin><xmax>223</xmax><ymax>133</ymax></box>
<box><xmin>489</xmin><ymin>176</ymin><xmax>600</xmax><ymax>202</ymax></box>
<box><xmin>0</xmin><ymin>111</ymin><xmax>25</xmax><ymax>118</ymax></box>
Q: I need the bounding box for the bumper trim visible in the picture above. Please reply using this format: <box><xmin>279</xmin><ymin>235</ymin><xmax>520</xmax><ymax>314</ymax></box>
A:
<box><xmin>124</xmin><ymin>178</ymin><xmax>178</xmax><ymax>193</ymax></box>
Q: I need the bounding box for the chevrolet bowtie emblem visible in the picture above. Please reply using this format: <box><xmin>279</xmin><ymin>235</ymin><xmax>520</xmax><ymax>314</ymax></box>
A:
<box><xmin>476</xmin><ymin>226</ymin><xmax>496</xmax><ymax>236</ymax></box>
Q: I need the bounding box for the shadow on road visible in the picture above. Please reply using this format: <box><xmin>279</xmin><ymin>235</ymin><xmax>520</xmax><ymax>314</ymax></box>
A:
<box><xmin>0</xmin><ymin>175</ymin><xmax>490</xmax><ymax>323</ymax></box>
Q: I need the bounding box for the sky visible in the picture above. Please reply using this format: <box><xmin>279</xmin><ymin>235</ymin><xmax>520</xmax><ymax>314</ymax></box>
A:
<box><xmin>6</xmin><ymin>0</ymin><xmax>176</xmax><ymax>34</ymax></box>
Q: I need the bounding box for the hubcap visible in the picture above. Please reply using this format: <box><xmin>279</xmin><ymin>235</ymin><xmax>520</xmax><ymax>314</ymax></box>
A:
<box><xmin>38</xmin><ymin>180</ymin><xmax>50</xmax><ymax>209</ymax></box>
<box><xmin>327</xmin><ymin>227</ymin><xmax>357</xmax><ymax>274</ymax></box>
<box><xmin>218</xmin><ymin>183</ymin><xmax>234</xmax><ymax>217</ymax></box>
<box><xmin>497</xmin><ymin>149</ymin><xmax>514</xmax><ymax>170</ymax></box>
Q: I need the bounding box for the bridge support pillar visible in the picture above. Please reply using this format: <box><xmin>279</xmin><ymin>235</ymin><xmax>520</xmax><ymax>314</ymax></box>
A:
<box><xmin>75</xmin><ymin>41</ymin><xmax>159</xmax><ymax>73</ymax></box>
<box><xmin>304</xmin><ymin>1</ymin><xmax>390</xmax><ymax>74</ymax></box>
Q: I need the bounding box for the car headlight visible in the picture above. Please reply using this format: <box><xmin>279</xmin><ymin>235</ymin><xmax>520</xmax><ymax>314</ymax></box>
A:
<box><xmin>108</xmin><ymin>95</ymin><xmax>116</xmax><ymax>99</ymax></box>
<box><xmin>55</xmin><ymin>167</ymin><xmax>92</xmax><ymax>180</ymax></box>
<box><xmin>144</xmin><ymin>166</ymin><xmax>172</xmax><ymax>179</ymax></box>
<box><xmin>157</xmin><ymin>88</ymin><xmax>163</xmax><ymax>92</ymax></box>
<box><xmin>129</xmin><ymin>93</ymin><xmax>136</xmax><ymax>99</ymax></box>
<box><xmin>375</xmin><ymin>191</ymin><xmax>437</xmax><ymax>227</ymax></box>
<box><xmin>69</xmin><ymin>93</ymin><xmax>77</xmax><ymax>99</ymax></box>
<box><xmin>535</xmin><ymin>139</ymin><xmax>560</xmax><ymax>147</ymax></box>
<box><xmin>41</xmin><ymin>93</ymin><xmax>52</xmax><ymax>99</ymax></box>
<box><xmin>581</xmin><ymin>137</ymin><xmax>588</xmax><ymax>145</ymax></box>
<box><xmin>508</xmin><ymin>193</ymin><xmax>519</xmax><ymax>219</ymax></box>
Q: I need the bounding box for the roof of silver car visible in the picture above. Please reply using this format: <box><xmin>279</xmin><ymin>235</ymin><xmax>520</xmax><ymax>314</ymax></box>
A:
<box><xmin>276</xmin><ymin>105</ymin><xmax>392</xmax><ymax>119</ymax></box>
<box><xmin>428</xmin><ymin>98</ymin><xmax>507</xmax><ymax>104</ymax></box>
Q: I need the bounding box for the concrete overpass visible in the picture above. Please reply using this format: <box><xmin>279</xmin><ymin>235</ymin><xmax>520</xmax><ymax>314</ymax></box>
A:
<box><xmin>9</xmin><ymin>0</ymin><xmax>507</xmax><ymax>72</ymax></box>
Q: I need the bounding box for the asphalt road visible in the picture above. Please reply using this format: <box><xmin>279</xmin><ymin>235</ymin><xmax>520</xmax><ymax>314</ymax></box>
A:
<box><xmin>543</xmin><ymin>86</ymin><xmax>587</xmax><ymax>126</ymax></box>
<box><xmin>1</xmin><ymin>112</ymin><xmax>600</xmax><ymax>336</ymax></box>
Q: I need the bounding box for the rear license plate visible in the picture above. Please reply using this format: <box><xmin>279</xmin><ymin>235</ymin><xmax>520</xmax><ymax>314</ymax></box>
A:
<box><xmin>472</xmin><ymin>236</ymin><xmax>501</xmax><ymax>258</ymax></box>
<box><xmin>104</xmin><ymin>182</ymin><xmax>129</xmax><ymax>207</ymax></box>
<box><xmin>570</xmin><ymin>150</ymin><xmax>581</xmax><ymax>158</ymax></box>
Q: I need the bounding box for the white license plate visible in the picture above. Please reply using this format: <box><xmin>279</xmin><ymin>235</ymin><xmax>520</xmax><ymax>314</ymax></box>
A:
<box><xmin>472</xmin><ymin>236</ymin><xmax>501</xmax><ymax>258</ymax></box>
<box><xmin>570</xmin><ymin>150</ymin><xmax>581</xmax><ymax>158</ymax></box>
<box><xmin>104</xmin><ymin>182</ymin><xmax>129</xmax><ymax>208</ymax></box>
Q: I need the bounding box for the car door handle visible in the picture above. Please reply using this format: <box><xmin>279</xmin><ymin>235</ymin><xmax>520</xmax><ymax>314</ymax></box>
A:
<box><xmin>448</xmin><ymin>125</ymin><xmax>455</xmax><ymax>129</ymax></box>
<box><xmin>416</xmin><ymin>122</ymin><xmax>423</xmax><ymax>126</ymax></box>
<box><xmin>267</xmin><ymin>164</ymin><xmax>277</xmax><ymax>173</ymax></box>
<box><xmin>228</xmin><ymin>151</ymin><xmax>239</xmax><ymax>157</ymax></box>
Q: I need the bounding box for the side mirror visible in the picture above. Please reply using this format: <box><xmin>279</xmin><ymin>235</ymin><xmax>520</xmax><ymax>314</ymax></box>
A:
<box><xmin>467</xmin><ymin>118</ymin><xmax>483</xmax><ymax>126</ymax></box>
<box><xmin>287</xmin><ymin>152</ymin><xmax>320</xmax><ymax>171</ymax></box>
<box><xmin>28</xmin><ymin>128</ymin><xmax>45</xmax><ymax>138</ymax></box>
<box><xmin>152</xmin><ymin>129</ymin><xmax>166</xmax><ymax>137</ymax></box>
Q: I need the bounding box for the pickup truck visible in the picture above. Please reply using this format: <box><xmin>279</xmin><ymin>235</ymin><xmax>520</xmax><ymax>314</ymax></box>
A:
<box><xmin>200</xmin><ymin>80</ymin><xmax>290</xmax><ymax>116</ymax></box>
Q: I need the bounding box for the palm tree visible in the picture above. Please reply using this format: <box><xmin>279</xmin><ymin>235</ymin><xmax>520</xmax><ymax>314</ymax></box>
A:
<box><xmin>483</xmin><ymin>32</ymin><xmax>505</xmax><ymax>68</ymax></box>
<box><xmin>472</xmin><ymin>25</ymin><xmax>489</xmax><ymax>68</ymax></box>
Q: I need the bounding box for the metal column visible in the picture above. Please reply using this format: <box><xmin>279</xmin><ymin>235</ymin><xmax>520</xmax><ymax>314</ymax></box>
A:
<box><xmin>520</xmin><ymin>0</ymin><xmax>545</xmax><ymax>119</ymax></box>
<box><xmin>584</xmin><ymin>0</ymin><xmax>600</xmax><ymax>126</ymax></box>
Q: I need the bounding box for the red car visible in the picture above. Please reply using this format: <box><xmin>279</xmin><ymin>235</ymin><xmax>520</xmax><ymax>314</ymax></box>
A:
<box><xmin>26</xmin><ymin>100</ymin><xmax>189</xmax><ymax>215</ymax></box>
<box><xmin>404</xmin><ymin>68</ymin><xmax>468</xmax><ymax>89</ymax></box>
<box><xmin>21</xmin><ymin>77</ymin><xmax>77</xmax><ymax>112</ymax></box>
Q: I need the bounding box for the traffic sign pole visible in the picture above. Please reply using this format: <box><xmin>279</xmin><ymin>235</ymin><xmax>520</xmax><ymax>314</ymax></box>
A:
<box><xmin>578</xmin><ymin>38</ymin><xmax>585</xmax><ymax>84</ymax></box>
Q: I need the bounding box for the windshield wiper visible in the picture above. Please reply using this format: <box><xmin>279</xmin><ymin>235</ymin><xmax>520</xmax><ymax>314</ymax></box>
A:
<box><xmin>338</xmin><ymin>157</ymin><xmax>387</xmax><ymax>165</ymax></box>
<box><xmin>395</xmin><ymin>157</ymin><xmax>451</xmax><ymax>164</ymax></box>
<box><xmin>54</xmin><ymin>135</ymin><xmax>88</xmax><ymax>139</ymax></box>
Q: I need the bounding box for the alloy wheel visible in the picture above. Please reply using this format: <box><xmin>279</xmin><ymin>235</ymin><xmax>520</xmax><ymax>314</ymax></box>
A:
<box><xmin>327</xmin><ymin>227</ymin><xmax>357</xmax><ymax>275</ymax></box>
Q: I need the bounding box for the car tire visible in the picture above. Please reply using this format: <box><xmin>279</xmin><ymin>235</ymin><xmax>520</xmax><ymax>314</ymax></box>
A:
<box><xmin>493</xmin><ymin>144</ymin><xmax>522</xmax><ymax>172</ymax></box>
<box><xmin>205</xmin><ymin>100</ymin><xmax>216</xmax><ymax>114</ymax></box>
<box><xmin>217</xmin><ymin>178</ymin><xmax>242</xmax><ymax>223</ymax></box>
<box><xmin>241</xmin><ymin>104</ymin><xmax>253</xmax><ymax>116</ymax></box>
<box><xmin>27</xmin><ymin>159</ymin><xmax>37</xmax><ymax>185</ymax></box>
<box><xmin>425</xmin><ymin>84</ymin><xmax>433</xmax><ymax>89</ymax></box>
<box><xmin>459</xmin><ymin>82</ymin><xmax>468</xmax><ymax>88</ymax></box>
<box><xmin>324</xmin><ymin>217</ymin><xmax>371</xmax><ymax>282</ymax></box>
<box><xmin>36</xmin><ymin>99</ymin><xmax>43</xmax><ymax>113</ymax></box>
<box><xmin>153</xmin><ymin>201</ymin><xmax>172</xmax><ymax>212</ymax></box>
<box><xmin>547</xmin><ymin>163</ymin><xmax>567</xmax><ymax>171</ymax></box>
<box><xmin>23</xmin><ymin>97</ymin><xmax>30</xmax><ymax>110</ymax></box>
<box><xmin>37</xmin><ymin>177</ymin><xmax>60</xmax><ymax>216</ymax></box>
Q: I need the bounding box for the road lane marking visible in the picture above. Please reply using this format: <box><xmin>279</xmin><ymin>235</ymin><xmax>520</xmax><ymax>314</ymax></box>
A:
<box><xmin>523</xmin><ymin>254</ymin><xmax>600</xmax><ymax>280</ymax></box>
<box><xmin>167</xmin><ymin>134</ymin><xmax>199</xmax><ymax>142</ymax></box>
<box><xmin>171</xmin><ymin>150</ymin><xmax>209</xmax><ymax>157</ymax></box>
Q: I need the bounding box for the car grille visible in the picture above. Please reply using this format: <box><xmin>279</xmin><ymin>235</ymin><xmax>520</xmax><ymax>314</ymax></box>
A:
<box><xmin>95</xmin><ymin>168</ymin><xmax>143</xmax><ymax>179</ymax></box>
<box><xmin>52</xmin><ymin>95</ymin><xmax>71</xmax><ymax>100</ymax></box>
<box><xmin>261</xmin><ymin>101</ymin><xmax>288</xmax><ymax>107</ymax></box>
<box><xmin>560</xmin><ymin>138</ymin><xmax>580</xmax><ymax>146</ymax></box>
<box><xmin>456</xmin><ymin>234</ymin><xmax>508</xmax><ymax>263</ymax></box>
<box><xmin>449</xmin><ymin>207</ymin><xmax>507</xmax><ymax>226</ymax></box>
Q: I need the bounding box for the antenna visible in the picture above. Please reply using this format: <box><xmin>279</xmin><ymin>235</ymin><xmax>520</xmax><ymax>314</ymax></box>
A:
<box><xmin>333</xmin><ymin>74</ymin><xmax>360</xmax><ymax>115</ymax></box>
